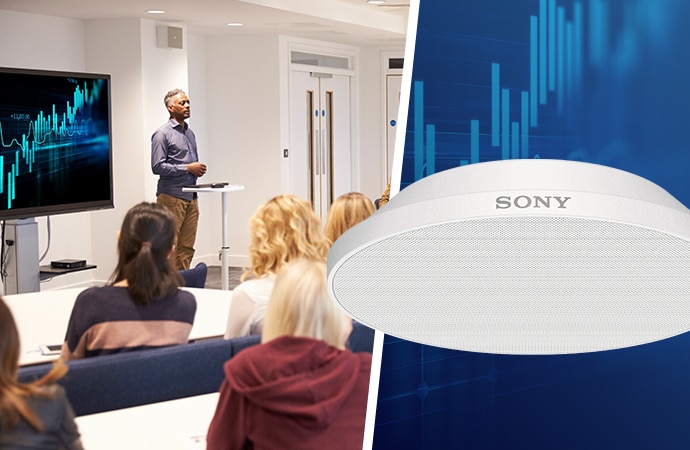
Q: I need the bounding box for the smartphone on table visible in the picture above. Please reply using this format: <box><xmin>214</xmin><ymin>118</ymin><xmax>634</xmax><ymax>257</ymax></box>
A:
<box><xmin>39</xmin><ymin>344</ymin><xmax>62</xmax><ymax>355</ymax></box>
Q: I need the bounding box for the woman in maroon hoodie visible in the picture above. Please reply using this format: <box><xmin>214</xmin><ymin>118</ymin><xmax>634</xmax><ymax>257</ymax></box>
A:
<box><xmin>206</xmin><ymin>259</ymin><xmax>372</xmax><ymax>450</ymax></box>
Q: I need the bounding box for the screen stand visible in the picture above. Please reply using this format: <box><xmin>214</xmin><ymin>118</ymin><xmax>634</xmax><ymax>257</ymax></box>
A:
<box><xmin>4</xmin><ymin>218</ymin><xmax>40</xmax><ymax>294</ymax></box>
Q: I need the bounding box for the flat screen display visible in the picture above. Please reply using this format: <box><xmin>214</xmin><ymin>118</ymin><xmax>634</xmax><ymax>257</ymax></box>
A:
<box><xmin>0</xmin><ymin>67</ymin><xmax>113</xmax><ymax>221</ymax></box>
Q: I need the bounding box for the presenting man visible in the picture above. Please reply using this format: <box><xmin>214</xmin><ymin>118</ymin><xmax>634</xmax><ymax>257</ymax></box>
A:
<box><xmin>151</xmin><ymin>88</ymin><xmax>207</xmax><ymax>270</ymax></box>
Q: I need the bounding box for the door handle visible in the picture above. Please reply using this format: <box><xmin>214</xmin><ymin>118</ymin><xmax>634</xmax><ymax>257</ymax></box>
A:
<box><xmin>321</xmin><ymin>128</ymin><xmax>327</xmax><ymax>174</ymax></box>
<box><xmin>315</xmin><ymin>129</ymin><xmax>321</xmax><ymax>176</ymax></box>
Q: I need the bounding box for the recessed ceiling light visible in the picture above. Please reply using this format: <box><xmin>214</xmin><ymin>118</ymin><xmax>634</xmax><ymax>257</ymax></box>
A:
<box><xmin>146</xmin><ymin>9</ymin><xmax>166</xmax><ymax>14</ymax></box>
<box><xmin>226</xmin><ymin>22</ymin><xmax>244</xmax><ymax>27</ymax></box>
<box><xmin>368</xmin><ymin>0</ymin><xmax>385</xmax><ymax>4</ymax></box>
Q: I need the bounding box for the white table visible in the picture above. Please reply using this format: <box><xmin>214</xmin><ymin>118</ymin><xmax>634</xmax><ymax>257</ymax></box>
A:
<box><xmin>75</xmin><ymin>393</ymin><xmax>219</xmax><ymax>450</ymax></box>
<box><xmin>6</xmin><ymin>287</ymin><xmax>232</xmax><ymax>366</ymax></box>
<box><xmin>183</xmin><ymin>184</ymin><xmax>245</xmax><ymax>290</ymax></box>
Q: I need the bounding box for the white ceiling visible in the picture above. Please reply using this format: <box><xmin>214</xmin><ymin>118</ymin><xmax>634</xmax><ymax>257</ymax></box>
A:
<box><xmin>0</xmin><ymin>0</ymin><xmax>410</xmax><ymax>46</ymax></box>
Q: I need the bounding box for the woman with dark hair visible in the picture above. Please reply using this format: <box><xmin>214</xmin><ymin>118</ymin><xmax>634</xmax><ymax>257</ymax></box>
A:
<box><xmin>60</xmin><ymin>202</ymin><xmax>197</xmax><ymax>360</ymax></box>
<box><xmin>0</xmin><ymin>297</ymin><xmax>83</xmax><ymax>448</ymax></box>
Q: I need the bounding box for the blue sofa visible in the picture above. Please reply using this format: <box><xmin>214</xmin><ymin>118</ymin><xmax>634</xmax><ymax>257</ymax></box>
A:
<box><xmin>18</xmin><ymin>335</ymin><xmax>260</xmax><ymax>416</ymax></box>
<box><xmin>18</xmin><ymin>322</ymin><xmax>374</xmax><ymax>417</ymax></box>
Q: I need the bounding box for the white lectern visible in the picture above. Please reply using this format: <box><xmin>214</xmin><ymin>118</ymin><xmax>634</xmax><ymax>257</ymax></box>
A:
<box><xmin>182</xmin><ymin>184</ymin><xmax>245</xmax><ymax>290</ymax></box>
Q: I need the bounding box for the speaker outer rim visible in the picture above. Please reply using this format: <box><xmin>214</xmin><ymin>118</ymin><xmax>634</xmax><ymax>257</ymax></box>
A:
<box><xmin>380</xmin><ymin>159</ymin><xmax>689</xmax><ymax>214</ymax></box>
<box><xmin>328</xmin><ymin>188</ymin><xmax>690</xmax><ymax>279</ymax></box>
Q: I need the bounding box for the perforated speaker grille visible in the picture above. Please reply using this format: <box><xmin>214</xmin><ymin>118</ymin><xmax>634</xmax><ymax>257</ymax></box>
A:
<box><xmin>330</xmin><ymin>216</ymin><xmax>690</xmax><ymax>354</ymax></box>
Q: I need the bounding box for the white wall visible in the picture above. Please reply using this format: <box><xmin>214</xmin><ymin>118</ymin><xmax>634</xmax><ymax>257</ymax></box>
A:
<box><xmin>0</xmin><ymin>9</ymin><xmax>402</xmax><ymax>291</ymax></box>
<box><xmin>200</xmin><ymin>35</ymin><xmax>399</xmax><ymax>266</ymax></box>
<box><xmin>0</xmin><ymin>11</ymin><xmax>85</xmax><ymax>72</ymax></box>
<box><xmin>83</xmin><ymin>18</ymin><xmax>146</xmax><ymax>285</ymax></box>
<box><xmin>187</xmin><ymin>34</ymin><xmax>214</xmax><ymax>264</ymax></box>
<box><xmin>204</xmin><ymin>35</ymin><xmax>283</xmax><ymax>267</ymax></box>
<box><xmin>358</xmin><ymin>46</ymin><xmax>395</xmax><ymax>200</ymax></box>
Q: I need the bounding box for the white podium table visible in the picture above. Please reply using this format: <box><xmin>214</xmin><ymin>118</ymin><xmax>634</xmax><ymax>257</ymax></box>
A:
<box><xmin>183</xmin><ymin>184</ymin><xmax>245</xmax><ymax>290</ymax></box>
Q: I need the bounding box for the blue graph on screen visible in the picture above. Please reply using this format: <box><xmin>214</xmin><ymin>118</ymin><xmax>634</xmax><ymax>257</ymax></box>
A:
<box><xmin>376</xmin><ymin>1</ymin><xmax>690</xmax><ymax>449</ymax></box>
<box><xmin>0</xmin><ymin>77</ymin><xmax>109</xmax><ymax>212</ymax></box>
<box><xmin>402</xmin><ymin>0</ymin><xmax>690</xmax><ymax>204</ymax></box>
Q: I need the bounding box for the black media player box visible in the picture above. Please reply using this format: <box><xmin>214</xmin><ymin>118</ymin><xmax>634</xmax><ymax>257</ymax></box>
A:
<box><xmin>50</xmin><ymin>259</ymin><xmax>87</xmax><ymax>269</ymax></box>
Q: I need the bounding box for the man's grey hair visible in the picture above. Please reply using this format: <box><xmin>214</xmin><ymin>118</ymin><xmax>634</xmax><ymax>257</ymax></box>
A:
<box><xmin>164</xmin><ymin>88</ymin><xmax>186</xmax><ymax>107</ymax></box>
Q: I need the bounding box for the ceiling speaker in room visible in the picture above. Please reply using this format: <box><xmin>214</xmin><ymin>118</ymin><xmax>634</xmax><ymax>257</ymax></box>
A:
<box><xmin>157</xmin><ymin>25</ymin><xmax>183</xmax><ymax>49</ymax></box>
<box><xmin>327</xmin><ymin>159</ymin><xmax>690</xmax><ymax>355</ymax></box>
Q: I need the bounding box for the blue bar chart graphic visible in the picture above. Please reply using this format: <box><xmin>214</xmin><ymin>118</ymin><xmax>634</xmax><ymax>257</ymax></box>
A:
<box><xmin>402</xmin><ymin>0</ymin><xmax>690</xmax><ymax>202</ymax></box>
<box><xmin>375</xmin><ymin>1</ymin><xmax>690</xmax><ymax>448</ymax></box>
<box><xmin>411</xmin><ymin>0</ymin><xmax>589</xmax><ymax>181</ymax></box>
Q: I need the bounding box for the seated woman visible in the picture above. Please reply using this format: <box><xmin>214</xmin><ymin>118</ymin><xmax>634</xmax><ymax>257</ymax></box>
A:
<box><xmin>207</xmin><ymin>259</ymin><xmax>372</xmax><ymax>450</ymax></box>
<box><xmin>60</xmin><ymin>202</ymin><xmax>197</xmax><ymax>360</ymax></box>
<box><xmin>0</xmin><ymin>297</ymin><xmax>83</xmax><ymax>449</ymax></box>
<box><xmin>325</xmin><ymin>191</ymin><xmax>376</xmax><ymax>243</ymax></box>
<box><xmin>224</xmin><ymin>194</ymin><xmax>330</xmax><ymax>339</ymax></box>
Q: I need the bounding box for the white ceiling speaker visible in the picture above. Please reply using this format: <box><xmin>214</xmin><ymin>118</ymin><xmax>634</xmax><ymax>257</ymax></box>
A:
<box><xmin>327</xmin><ymin>159</ymin><xmax>690</xmax><ymax>355</ymax></box>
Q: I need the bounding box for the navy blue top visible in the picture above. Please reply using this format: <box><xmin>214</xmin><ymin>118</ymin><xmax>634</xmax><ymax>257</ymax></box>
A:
<box><xmin>61</xmin><ymin>286</ymin><xmax>197</xmax><ymax>359</ymax></box>
<box><xmin>151</xmin><ymin>118</ymin><xmax>199</xmax><ymax>201</ymax></box>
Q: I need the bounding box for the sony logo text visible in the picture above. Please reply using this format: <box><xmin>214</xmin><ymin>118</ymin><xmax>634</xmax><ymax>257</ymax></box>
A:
<box><xmin>495</xmin><ymin>195</ymin><xmax>572</xmax><ymax>210</ymax></box>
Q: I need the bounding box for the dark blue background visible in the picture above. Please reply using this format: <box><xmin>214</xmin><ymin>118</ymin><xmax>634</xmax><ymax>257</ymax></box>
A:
<box><xmin>374</xmin><ymin>1</ymin><xmax>690</xmax><ymax>448</ymax></box>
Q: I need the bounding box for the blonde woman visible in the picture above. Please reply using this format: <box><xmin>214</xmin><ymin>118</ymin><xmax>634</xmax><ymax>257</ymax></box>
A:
<box><xmin>208</xmin><ymin>259</ymin><xmax>371</xmax><ymax>450</ymax></box>
<box><xmin>324</xmin><ymin>192</ymin><xmax>376</xmax><ymax>244</ymax></box>
<box><xmin>224</xmin><ymin>194</ymin><xmax>330</xmax><ymax>339</ymax></box>
<box><xmin>0</xmin><ymin>298</ymin><xmax>83</xmax><ymax>449</ymax></box>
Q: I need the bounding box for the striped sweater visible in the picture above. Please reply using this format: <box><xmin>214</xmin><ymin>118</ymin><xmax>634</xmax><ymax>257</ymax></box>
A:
<box><xmin>60</xmin><ymin>286</ymin><xmax>196</xmax><ymax>360</ymax></box>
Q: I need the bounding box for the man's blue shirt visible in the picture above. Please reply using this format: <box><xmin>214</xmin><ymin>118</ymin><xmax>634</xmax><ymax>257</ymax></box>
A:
<box><xmin>151</xmin><ymin>118</ymin><xmax>199</xmax><ymax>201</ymax></box>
